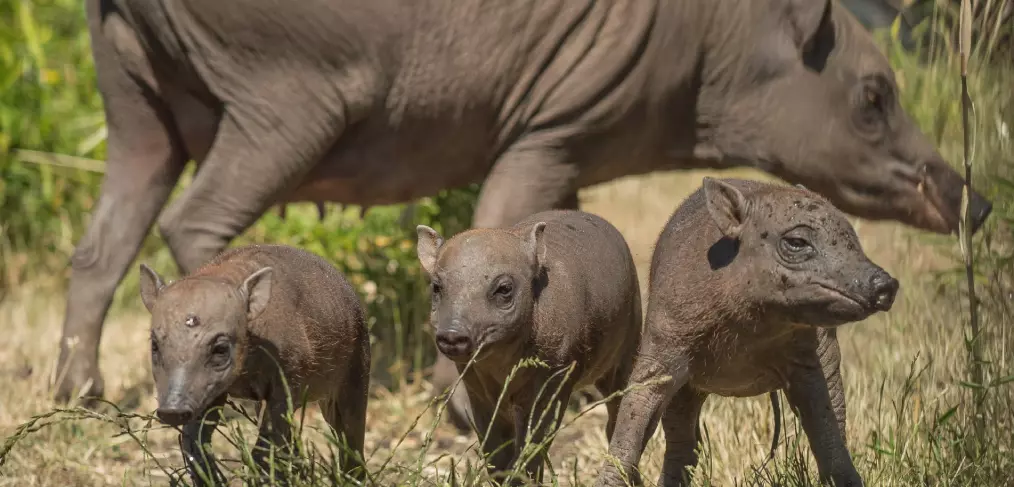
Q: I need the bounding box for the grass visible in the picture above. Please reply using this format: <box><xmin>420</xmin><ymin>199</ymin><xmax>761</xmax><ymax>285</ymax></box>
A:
<box><xmin>2</xmin><ymin>166</ymin><xmax>1013</xmax><ymax>486</ymax></box>
<box><xmin>1</xmin><ymin>1</ymin><xmax>1013</xmax><ymax>486</ymax></box>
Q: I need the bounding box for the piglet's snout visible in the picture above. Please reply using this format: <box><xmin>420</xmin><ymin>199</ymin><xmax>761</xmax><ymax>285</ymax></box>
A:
<box><xmin>869</xmin><ymin>270</ymin><xmax>899</xmax><ymax>312</ymax></box>
<box><xmin>435</xmin><ymin>326</ymin><xmax>474</xmax><ymax>358</ymax></box>
<box><xmin>156</xmin><ymin>406</ymin><xmax>195</xmax><ymax>426</ymax></box>
<box><xmin>156</xmin><ymin>370</ymin><xmax>197</xmax><ymax>426</ymax></box>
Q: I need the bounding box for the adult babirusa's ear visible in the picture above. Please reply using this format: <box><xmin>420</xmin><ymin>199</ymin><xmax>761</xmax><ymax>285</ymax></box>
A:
<box><xmin>241</xmin><ymin>267</ymin><xmax>273</xmax><ymax>321</ymax></box>
<box><xmin>778</xmin><ymin>0</ymin><xmax>832</xmax><ymax>51</ymax></box>
<box><xmin>139</xmin><ymin>263</ymin><xmax>165</xmax><ymax>313</ymax></box>
<box><xmin>416</xmin><ymin>225</ymin><xmax>444</xmax><ymax>276</ymax></box>
<box><xmin>703</xmin><ymin>177</ymin><xmax>751</xmax><ymax>240</ymax></box>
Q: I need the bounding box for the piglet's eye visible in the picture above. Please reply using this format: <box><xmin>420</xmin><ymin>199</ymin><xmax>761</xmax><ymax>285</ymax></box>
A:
<box><xmin>778</xmin><ymin>231</ymin><xmax>816</xmax><ymax>265</ymax></box>
<box><xmin>212</xmin><ymin>343</ymin><xmax>230</xmax><ymax>357</ymax></box>
<box><xmin>495</xmin><ymin>281</ymin><xmax>513</xmax><ymax>296</ymax></box>
<box><xmin>208</xmin><ymin>337</ymin><xmax>232</xmax><ymax>368</ymax></box>
<box><xmin>783</xmin><ymin>237</ymin><xmax>809</xmax><ymax>252</ymax></box>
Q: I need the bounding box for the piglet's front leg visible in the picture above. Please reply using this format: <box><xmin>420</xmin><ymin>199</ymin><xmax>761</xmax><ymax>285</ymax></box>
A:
<box><xmin>176</xmin><ymin>396</ymin><xmax>226</xmax><ymax>487</ymax></box>
<box><xmin>509</xmin><ymin>376</ymin><xmax>573</xmax><ymax>486</ymax></box>
<box><xmin>595</xmin><ymin>351</ymin><xmax>688</xmax><ymax>487</ymax></box>
<box><xmin>251</xmin><ymin>397</ymin><xmax>297</xmax><ymax>485</ymax></box>
<box><xmin>785</xmin><ymin>353</ymin><xmax>863</xmax><ymax>487</ymax></box>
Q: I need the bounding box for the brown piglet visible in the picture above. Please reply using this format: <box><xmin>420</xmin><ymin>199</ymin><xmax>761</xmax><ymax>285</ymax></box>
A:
<box><xmin>596</xmin><ymin>178</ymin><xmax>899</xmax><ymax>487</ymax></box>
<box><xmin>138</xmin><ymin>244</ymin><xmax>370</xmax><ymax>485</ymax></box>
<box><xmin>416</xmin><ymin>209</ymin><xmax>642</xmax><ymax>485</ymax></box>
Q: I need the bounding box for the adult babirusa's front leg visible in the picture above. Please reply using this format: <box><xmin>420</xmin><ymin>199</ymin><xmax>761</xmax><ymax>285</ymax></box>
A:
<box><xmin>156</xmin><ymin>90</ymin><xmax>357</xmax><ymax>276</ymax></box>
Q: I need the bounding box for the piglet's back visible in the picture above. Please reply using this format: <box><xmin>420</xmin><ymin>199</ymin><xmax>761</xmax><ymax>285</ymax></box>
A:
<box><xmin>193</xmin><ymin>244</ymin><xmax>365</xmax><ymax>341</ymax></box>
<box><xmin>514</xmin><ymin>210</ymin><xmax>637</xmax><ymax>279</ymax></box>
<box><xmin>512</xmin><ymin>210</ymin><xmax>641</xmax><ymax>364</ymax></box>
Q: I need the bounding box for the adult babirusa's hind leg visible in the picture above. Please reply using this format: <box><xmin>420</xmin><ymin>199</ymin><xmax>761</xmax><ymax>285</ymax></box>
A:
<box><xmin>55</xmin><ymin>0</ymin><xmax>187</xmax><ymax>404</ymax></box>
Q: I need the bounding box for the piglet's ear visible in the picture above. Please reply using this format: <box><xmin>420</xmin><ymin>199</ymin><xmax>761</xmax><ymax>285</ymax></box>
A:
<box><xmin>241</xmin><ymin>267</ymin><xmax>273</xmax><ymax>321</ymax></box>
<box><xmin>524</xmin><ymin>222</ymin><xmax>548</xmax><ymax>271</ymax></box>
<box><xmin>139</xmin><ymin>263</ymin><xmax>165</xmax><ymax>313</ymax></box>
<box><xmin>416</xmin><ymin>225</ymin><xmax>444</xmax><ymax>276</ymax></box>
<box><xmin>703</xmin><ymin>177</ymin><xmax>750</xmax><ymax>240</ymax></box>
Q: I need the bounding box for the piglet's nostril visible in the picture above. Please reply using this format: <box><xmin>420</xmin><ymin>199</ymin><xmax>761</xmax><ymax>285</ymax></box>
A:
<box><xmin>435</xmin><ymin>328</ymin><xmax>474</xmax><ymax>358</ymax></box>
<box><xmin>870</xmin><ymin>272</ymin><xmax>899</xmax><ymax>312</ymax></box>
<box><xmin>156</xmin><ymin>406</ymin><xmax>195</xmax><ymax>426</ymax></box>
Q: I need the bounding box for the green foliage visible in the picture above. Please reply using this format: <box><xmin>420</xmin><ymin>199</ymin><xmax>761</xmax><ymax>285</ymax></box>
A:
<box><xmin>0</xmin><ymin>0</ymin><xmax>106</xmax><ymax>290</ymax></box>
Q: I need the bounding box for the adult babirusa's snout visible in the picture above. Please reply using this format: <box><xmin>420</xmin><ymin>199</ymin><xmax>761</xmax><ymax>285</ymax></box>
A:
<box><xmin>967</xmin><ymin>188</ymin><xmax>993</xmax><ymax>235</ymax></box>
<box><xmin>924</xmin><ymin>160</ymin><xmax>993</xmax><ymax>234</ymax></box>
<box><xmin>868</xmin><ymin>269</ymin><xmax>899</xmax><ymax>312</ymax></box>
<box><xmin>435</xmin><ymin>325</ymin><xmax>474</xmax><ymax>359</ymax></box>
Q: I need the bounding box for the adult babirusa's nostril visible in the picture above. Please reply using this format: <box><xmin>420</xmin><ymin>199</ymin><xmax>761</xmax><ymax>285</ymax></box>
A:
<box><xmin>968</xmin><ymin>189</ymin><xmax>993</xmax><ymax>234</ymax></box>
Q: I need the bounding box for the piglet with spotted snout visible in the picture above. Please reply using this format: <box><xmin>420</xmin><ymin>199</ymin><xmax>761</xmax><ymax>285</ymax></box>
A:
<box><xmin>596</xmin><ymin>178</ymin><xmax>899</xmax><ymax>487</ymax></box>
<box><xmin>138</xmin><ymin>244</ymin><xmax>370</xmax><ymax>486</ymax></box>
<box><xmin>416</xmin><ymin>209</ymin><xmax>642</xmax><ymax>485</ymax></box>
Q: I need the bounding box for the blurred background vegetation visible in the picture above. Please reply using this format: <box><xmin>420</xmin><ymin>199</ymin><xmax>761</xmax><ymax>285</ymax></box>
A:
<box><xmin>0</xmin><ymin>0</ymin><xmax>1011</xmax><ymax>425</ymax></box>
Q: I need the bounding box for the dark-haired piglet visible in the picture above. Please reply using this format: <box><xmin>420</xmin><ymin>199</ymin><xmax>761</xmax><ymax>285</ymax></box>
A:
<box><xmin>416</xmin><ymin>209</ymin><xmax>642</xmax><ymax>485</ymax></box>
<box><xmin>139</xmin><ymin>244</ymin><xmax>370</xmax><ymax>485</ymax></box>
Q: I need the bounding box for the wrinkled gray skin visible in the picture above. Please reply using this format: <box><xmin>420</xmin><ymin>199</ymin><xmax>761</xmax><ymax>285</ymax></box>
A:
<box><xmin>139</xmin><ymin>245</ymin><xmax>370</xmax><ymax>486</ymax></box>
<box><xmin>58</xmin><ymin>0</ymin><xmax>992</xmax><ymax>435</ymax></box>
<box><xmin>417</xmin><ymin>210</ymin><xmax>641</xmax><ymax>485</ymax></box>
<box><xmin>595</xmin><ymin>178</ymin><xmax>899</xmax><ymax>487</ymax></box>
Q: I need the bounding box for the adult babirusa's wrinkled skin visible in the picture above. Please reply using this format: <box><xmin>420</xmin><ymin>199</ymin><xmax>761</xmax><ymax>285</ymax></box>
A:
<box><xmin>139</xmin><ymin>245</ymin><xmax>370</xmax><ymax>486</ymax></box>
<box><xmin>595</xmin><ymin>178</ymin><xmax>898</xmax><ymax>487</ymax></box>
<box><xmin>417</xmin><ymin>210</ymin><xmax>642</xmax><ymax>485</ymax></box>
<box><xmin>58</xmin><ymin>0</ymin><xmax>990</xmax><ymax>436</ymax></box>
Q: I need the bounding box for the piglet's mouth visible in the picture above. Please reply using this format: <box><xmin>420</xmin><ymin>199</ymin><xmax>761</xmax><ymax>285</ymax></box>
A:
<box><xmin>816</xmin><ymin>284</ymin><xmax>878</xmax><ymax>316</ymax></box>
